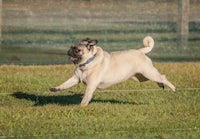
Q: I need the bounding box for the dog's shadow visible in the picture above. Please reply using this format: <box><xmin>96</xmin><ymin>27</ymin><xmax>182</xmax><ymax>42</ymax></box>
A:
<box><xmin>11</xmin><ymin>92</ymin><xmax>136</xmax><ymax>106</ymax></box>
<box><xmin>11</xmin><ymin>92</ymin><xmax>83</xmax><ymax>106</ymax></box>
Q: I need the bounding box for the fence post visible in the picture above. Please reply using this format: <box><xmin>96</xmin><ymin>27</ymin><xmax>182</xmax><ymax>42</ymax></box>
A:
<box><xmin>178</xmin><ymin>0</ymin><xmax>190</xmax><ymax>49</ymax></box>
<box><xmin>0</xmin><ymin>0</ymin><xmax>2</xmax><ymax>46</ymax></box>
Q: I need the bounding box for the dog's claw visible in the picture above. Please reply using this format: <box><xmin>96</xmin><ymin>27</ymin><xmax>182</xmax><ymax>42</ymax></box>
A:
<box><xmin>49</xmin><ymin>87</ymin><xmax>59</xmax><ymax>92</ymax></box>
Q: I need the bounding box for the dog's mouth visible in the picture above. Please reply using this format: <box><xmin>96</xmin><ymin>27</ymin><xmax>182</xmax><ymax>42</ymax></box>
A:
<box><xmin>69</xmin><ymin>56</ymin><xmax>78</xmax><ymax>62</ymax></box>
<box><xmin>68</xmin><ymin>56</ymin><xmax>81</xmax><ymax>64</ymax></box>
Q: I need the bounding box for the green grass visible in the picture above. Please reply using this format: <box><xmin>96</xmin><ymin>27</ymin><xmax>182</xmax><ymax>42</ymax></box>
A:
<box><xmin>0</xmin><ymin>63</ymin><xmax>200</xmax><ymax>138</ymax></box>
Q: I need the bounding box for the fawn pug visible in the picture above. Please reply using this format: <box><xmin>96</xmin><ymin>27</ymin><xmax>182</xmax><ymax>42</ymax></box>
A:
<box><xmin>50</xmin><ymin>36</ymin><xmax>176</xmax><ymax>106</ymax></box>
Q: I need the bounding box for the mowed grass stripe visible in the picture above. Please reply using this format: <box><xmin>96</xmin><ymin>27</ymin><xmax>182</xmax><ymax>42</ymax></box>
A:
<box><xmin>2</xmin><ymin>22</ymin><xmax>200</xmax><ymax>47</ymax></box>
<box><xmin>1</xmin><ymin>22</ymin><xmax>200</xmax><ymax>64</ymax></box>
<box><xmin>3</xmin><ymin>22</ymin><xmax>177</xmax><ymax>34</ymax></box>
<box><xmin>3</xmin><ymin>21</ymin><xmax>200</xmax><ymax>35</ymax></box>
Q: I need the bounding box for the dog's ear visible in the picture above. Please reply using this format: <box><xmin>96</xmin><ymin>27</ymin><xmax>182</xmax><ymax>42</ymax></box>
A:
<box><xmin>81</xmin><ymin>38</ymin><xmax>90</xmax><ymax>45</ymax></box>
<box><xmin>82</xmin><ymin>38</ymin><xmax>90</xmax><ymax>42</ymax></box>
<box><xmin>89</xmin><ymin>40</ymin><xmax>98</xmax><ymax>46</ymax></box>
<box><xmin>86</xmin><ymin>40</ymin><xmax>98</xmax><ymax>50</ymax></box>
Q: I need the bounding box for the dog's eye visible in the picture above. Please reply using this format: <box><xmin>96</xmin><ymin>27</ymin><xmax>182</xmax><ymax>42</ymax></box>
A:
<box><xmin>75</xmin><ymin>49</ymin><xmax>81</xmax><ymax>53</ymax></box>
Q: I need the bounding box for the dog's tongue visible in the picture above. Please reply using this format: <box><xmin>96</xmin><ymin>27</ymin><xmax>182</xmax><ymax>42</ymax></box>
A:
<box><xmin>69</xmin><ymin>57</ymin><xmax>78</xmax><ymax>61</ymax></box>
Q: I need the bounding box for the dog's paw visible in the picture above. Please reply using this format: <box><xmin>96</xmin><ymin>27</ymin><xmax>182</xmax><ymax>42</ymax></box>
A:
<box><xmin>80</xmin><ymin>100</ymin><xmax>89</xmax><ymax>107</ymax></box>
<box><xmin>49</xmin><ymin>87</ymin><xmax>59</xmax><ymax>92</ymax></box>
<box><xmin>172</xmin><ymin>87</ymin><xmax>176</xmax><ymax>92</ymax></box>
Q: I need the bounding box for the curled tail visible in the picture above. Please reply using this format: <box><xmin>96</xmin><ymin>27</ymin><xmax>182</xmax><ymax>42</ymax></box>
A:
<box><xmin>139</xmin><ymin>36</ymin><xmax>154</xmax><ymax>54</ymax></box>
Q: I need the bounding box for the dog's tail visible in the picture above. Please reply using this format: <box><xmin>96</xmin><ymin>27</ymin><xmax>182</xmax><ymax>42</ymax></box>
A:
<box><xmin>139</xmin><ymin>36</ymin><xmax>154</xmax><ymax>54</ymax></box>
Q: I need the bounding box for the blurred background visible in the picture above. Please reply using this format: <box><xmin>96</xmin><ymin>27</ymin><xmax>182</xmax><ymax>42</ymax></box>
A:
<box><xmin>0</xmin><ymin>0</ymin><xmax>199</xmax><ymax>65</ymax></box>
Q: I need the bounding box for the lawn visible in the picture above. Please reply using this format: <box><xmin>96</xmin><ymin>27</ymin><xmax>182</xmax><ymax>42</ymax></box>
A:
<box><xmin>0</xmin><ymin>63</ymin><xmax>199</xmax><ymax>138</ymax></box>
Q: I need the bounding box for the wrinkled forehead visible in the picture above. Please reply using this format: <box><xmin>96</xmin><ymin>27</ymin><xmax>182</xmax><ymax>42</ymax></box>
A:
<box><xmin>71</xmin><ymin>40</ymin><xmax>89</xmax><ymax>48</ymax></box>
<box><xmin>70</xmin><ymin>38</ymin><xmax>98</xmax><ymax>49</ymax></box>
<box><xmin>71</xmin><ymin>43</ymin><xmax>85</xmax><ymax>49</ymax></box>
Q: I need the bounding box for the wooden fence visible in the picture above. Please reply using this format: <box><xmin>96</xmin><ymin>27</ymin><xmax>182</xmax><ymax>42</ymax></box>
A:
<box><xmin>0</xmin><ymin>0</ymin><xmax>195</xmax><ymax>48</ymax></box>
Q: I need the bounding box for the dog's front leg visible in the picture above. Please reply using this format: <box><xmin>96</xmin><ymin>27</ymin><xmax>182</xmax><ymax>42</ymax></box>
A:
<box><xmin>50</xmin><ymin>75</ymin><xmax>79</xmax><ymax>92</ymax></box>
<box><xmin>81</xmin><ymin>85</ymin><xmax>97</xmax><ymax>107</ymax></box>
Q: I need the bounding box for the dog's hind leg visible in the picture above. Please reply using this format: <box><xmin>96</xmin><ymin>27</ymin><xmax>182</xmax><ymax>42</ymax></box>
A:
<box><xmin>141</xmin><ymin>66</ymin><xmax>176</xmax><ymax>92</ymax></box>
<box><xmin>157</xmin><ymin>82</ymin><xmax>165</xmax><ymax>90</ymax></box>
<box><xmin>132</xmin><ymin>73</ymin><xmax>149</xmax><ymax>82</ymax></box>
<box><xmin>132</xmin><ymin>73</ymin><xmax>165</xmax><ymax>90</ymax></box>
<box><xmin>160</xmin><ymin>74</ymin><xmax>176</xmax><ymax>92</ymax></box>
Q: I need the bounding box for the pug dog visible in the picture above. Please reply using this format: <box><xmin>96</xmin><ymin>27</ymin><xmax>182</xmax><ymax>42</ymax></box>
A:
<box><xmin>50</xmin><ymin>36</ymin><xmax>176</xmax><ymax>106</ymax></box>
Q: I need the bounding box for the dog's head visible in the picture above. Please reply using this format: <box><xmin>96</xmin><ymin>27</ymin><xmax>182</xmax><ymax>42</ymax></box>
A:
<box><xmin>67</xmin><ymin>38</ymin><xmax>98</xmax><ymax>64</ymax></box>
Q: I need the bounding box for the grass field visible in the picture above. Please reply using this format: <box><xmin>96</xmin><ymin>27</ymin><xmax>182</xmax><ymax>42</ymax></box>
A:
<box><xmin>0</xmin><ymin>63</ymin><xmax>199</xmax><ymax>138</ymax></box>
